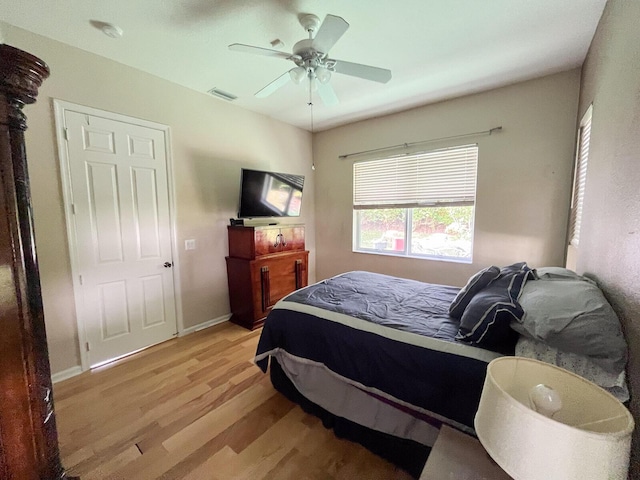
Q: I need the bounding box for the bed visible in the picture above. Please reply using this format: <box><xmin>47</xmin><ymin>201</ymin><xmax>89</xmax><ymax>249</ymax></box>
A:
<box><xmin>254</xmin><ymin>265</ymin><xmax>629</xmax><ymax>477</ymax></box>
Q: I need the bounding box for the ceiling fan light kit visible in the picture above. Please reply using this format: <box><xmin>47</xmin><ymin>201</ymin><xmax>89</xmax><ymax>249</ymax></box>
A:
<box><xmin>315</xmin><ymin>66</ymin><xmax>331</xmax><ymax>84</ymax></box>
<box><xmin>228</xmin><ymin>13</ymin><xmax>392</xmax><ymax>105</ymax></box>
<box><xmin>289</xmin><ymin>66</ymin><xmax>307</xmax><ymax>84</ymax></box>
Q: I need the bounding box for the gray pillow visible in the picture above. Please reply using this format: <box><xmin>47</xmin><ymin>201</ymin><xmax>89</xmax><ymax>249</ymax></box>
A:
<box><xmin>534</xmin><ymin>266</ymin><xmax>583</xmax><ymax>281</ymax></box>
<box><xmin>448</xmin><ymin>266</ymin><xmax>500</xmax><ymax>319</ymax></box>
<box><xmin>511</xmin><ymin>277</ymin><xmax>628</xmax><ymax>374</ymax></box>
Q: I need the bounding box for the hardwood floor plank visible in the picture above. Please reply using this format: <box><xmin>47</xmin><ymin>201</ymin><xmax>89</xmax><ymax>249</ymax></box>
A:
<box><xmin>154</xmin><ymin>390</ymin><xmax>294</xmax><ymax>480</ymax></box>
<box><xmin>56</xmin><ymin>322</ymin><xmax>419</xmax><ymax>479</ymax></box>
<box><xmin>161</xmin><ymin>384</ymin><xmax>275</xmax><ymax>453</ymax></box>
<box><xmin>102</xmin><ymin>444</ymin><xmax>173</xmax><ymax>480</ymax></box>
<box><xmin>191</xmin><ymin>407</ymin><xmax>311</xmax><ymax>480</ymax></box>
<box><xmin>229</xmin><ymin>362</ymin><xmax>262</xmax><ymax>386</ymax></box>
<box><xmin>224</xmin><ymin>392</ymin><xmax>296</xmax><ymax>454</ymax></box>
<box><xmin>83</xmin><ymin>445</ymin><xmax>141</xmax><ymax>480</ymax></box>
<box><xmin>180</xmin><ymin>445</ymin><xmax>237</xmax><ymax>480</ymax></box>
<box><xmin>140</xmin><ymin>383</ymin><xmax>212</xmax><ymax>418</ymax></box>
<box><xmin>260</xmin><ymin>447</ymin><xmax>328</xmax><ymax>480</ymax></box>
<box><xmin>137</xmin><ymin>373</ymin><xmax>271</xmax><ymax>454</ymax></box>
<box><xmin>62</xmin><ymin>445</ymin><xmax>95</xmax><ymax>470</ymax></box>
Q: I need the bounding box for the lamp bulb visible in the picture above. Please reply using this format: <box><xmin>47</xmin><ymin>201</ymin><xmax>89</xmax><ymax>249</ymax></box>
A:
<box><xmin>529</xmin><ymin>384</ymin><xmax>563</xmax><ymax>418</ymax></box>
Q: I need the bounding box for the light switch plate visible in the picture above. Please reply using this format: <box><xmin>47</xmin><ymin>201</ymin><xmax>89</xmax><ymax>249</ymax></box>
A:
<box><xmin>185</xmin><ymin>239</ymin><xmax>196</xmax><ymax>250</ymax></box>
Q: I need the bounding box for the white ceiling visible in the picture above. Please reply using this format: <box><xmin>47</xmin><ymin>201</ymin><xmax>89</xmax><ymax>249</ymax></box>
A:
<box><xmin>1</xmin><ymin>0</ymin><xmax>606</xmax><ymax>131</ymax></box>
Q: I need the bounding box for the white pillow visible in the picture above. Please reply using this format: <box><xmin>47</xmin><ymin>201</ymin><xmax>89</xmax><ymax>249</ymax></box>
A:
<box><xmin>515</xmin><ymin>336</ymin><xmax>629</xmax><ymax>403</ymax></box>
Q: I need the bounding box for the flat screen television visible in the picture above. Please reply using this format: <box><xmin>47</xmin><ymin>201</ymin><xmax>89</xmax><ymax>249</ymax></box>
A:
<box><xmin>237</xmin><ymin>168</ymin><xmax>305</xmax><ymax>218</ymax></box>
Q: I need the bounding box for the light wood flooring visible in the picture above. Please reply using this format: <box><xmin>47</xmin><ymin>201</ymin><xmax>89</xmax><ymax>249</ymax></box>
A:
<box><xmin>54</xmin><ymin>322</ymin><xmax>414</xmax><ymax>480</ymax></box>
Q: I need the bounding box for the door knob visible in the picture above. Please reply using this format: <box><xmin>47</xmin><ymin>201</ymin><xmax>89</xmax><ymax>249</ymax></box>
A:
<box><xmin>164</xmin><ymin>262</ymin><xmax>173</xmax><ymax>268</ymax></box>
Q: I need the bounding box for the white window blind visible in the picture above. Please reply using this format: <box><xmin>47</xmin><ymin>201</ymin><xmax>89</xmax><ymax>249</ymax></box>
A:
<box><xmin>353</xmin><ymin>144</ymin><xmax>478</xmax><ymax>209</ymax></box>
<box><xmin>568</xmin><ymin>107</ymin><xmax>592</xmax><ymax>246</ymax></box>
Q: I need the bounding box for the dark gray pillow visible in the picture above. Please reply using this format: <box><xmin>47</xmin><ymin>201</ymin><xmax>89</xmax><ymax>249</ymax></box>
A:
<box><xmin>449</xmin><ymin>266</ymin><xmax>500</xmax><ymax>319</ymax></box>
<box><xmin>511</xmin><ymin>276</ymin><xmax>628</xmax><ymax>374</ymax></box>
<box><xmin>500</xmin><ymin>261</ymin><xmax>530</xmax><ymax>279</ymax></box>
<box><xmin>456</xmin><ymin>263</ymin><xmax>534</xmax><ymax>351</ymax></box>
<box><xmin>456</xmin><ymin>288</ymin><xmax>522</xmax><ymax>352</ymax></box>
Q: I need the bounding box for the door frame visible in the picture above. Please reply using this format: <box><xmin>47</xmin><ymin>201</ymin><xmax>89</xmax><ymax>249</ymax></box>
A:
<box><xmin>53</xmin><ymin>100</ymin><xmax>183</xmax><ymax>371</ymax></box>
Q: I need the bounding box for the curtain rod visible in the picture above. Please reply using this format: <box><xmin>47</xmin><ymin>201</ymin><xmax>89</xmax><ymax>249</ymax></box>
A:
<box><xmin>338</xmin><ymin>126</ymin><xmax>503</xmax><ymax>160</ymax></box>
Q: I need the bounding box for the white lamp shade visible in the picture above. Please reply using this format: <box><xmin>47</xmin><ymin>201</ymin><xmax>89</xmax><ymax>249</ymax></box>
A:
<box><xmin>475</xmin><ymin>357</ymin><xmax>634</xmax><ymax>480</ymax></box>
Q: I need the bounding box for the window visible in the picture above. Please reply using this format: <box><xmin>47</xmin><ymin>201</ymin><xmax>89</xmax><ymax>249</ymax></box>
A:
<box><xmin>353</xmin><ymin>144</ymin><xmax>478</xmax><ymax>262</ymax></box>
<box><xmin>568</xmin><ymin>106</ymin><xmax>592</xmax><ymax>246</ymax></box>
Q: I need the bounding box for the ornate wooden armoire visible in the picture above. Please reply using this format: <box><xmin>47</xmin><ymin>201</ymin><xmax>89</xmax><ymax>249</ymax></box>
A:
<box><xmin>0</xmin><ymin>44</ymin><xmax>75</xmax><ymax>479</ymax></box>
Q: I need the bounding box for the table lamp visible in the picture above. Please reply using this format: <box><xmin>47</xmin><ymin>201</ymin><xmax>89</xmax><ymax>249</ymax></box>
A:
<box><xmin>474</xmin><ymin>357</ymin><xmax>634</xmax><ymax>480</ymax></box>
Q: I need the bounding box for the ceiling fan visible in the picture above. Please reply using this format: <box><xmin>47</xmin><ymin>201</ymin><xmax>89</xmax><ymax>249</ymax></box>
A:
<box><xmin>228</xmin><ymin>14</ymin><xmax>392</xmax><ymax>106</ymax></box>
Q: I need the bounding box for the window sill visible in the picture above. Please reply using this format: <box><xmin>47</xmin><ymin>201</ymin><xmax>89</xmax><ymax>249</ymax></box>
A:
<box><xmin>353</xmin><ymin>249</ymin><xmax>472</xmax><ymax>264</ymax></box>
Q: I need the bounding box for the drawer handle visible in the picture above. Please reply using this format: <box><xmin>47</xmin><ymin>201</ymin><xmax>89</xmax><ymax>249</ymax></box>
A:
<box><xmin>261</xmin><ymin>266</ymin><xmax>270</xmax><ymax>311</ymax></box>
<box><xmin>295</xmin><ymin>259</ymin><xmax>303</xmax><ymax>289</ymax></box>
<box><xmin>273</xmin><ymin>233</ymin><xmax>286</xmax><ymax>247</ymax></box>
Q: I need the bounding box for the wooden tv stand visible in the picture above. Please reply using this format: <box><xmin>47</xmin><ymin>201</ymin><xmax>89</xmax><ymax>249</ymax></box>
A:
<box><xmin>225</xmin><ymin>225</ymin><xmax>309</xmax><ymax>330</ymax></box>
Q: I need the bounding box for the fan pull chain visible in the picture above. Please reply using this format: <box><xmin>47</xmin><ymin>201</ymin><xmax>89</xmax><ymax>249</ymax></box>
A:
<box><xmin>309</xmin><ymin>80</ymin><xmax>316</xmax><ymax>170</ymax></box>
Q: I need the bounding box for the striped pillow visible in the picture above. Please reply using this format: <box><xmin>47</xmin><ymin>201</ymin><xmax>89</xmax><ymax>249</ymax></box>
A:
<box><xmin>456</xmin><ymin>263</ymin><xmax>534</xmax><ymax>351</ymax></box>
<box><xmin>449</xmin><ymin>266</ymin><xmax>500</xmax><ymax>319</ymax></box>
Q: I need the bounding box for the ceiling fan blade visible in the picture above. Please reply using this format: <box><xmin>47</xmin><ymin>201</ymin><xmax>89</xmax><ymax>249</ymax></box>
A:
<box><xmin>332</xmin><ymin>59</ymin><xmax>392</xmax><ymax>83</ymax></box>
<box><xmin>316</xmin><ymin>81</ymin><xmax>339</xmax><ymax>106</ymax></box>
<box><xmin>312</xmin><ymin>14</ymin><xmax>349</xmax><ymax>54</ymax></box>
<box><xmin>229</xmin><ymin>43</ymin><xmax>294</xmax><ymax>61</ymax></box>
<box><xmin>255</xmin><ymin>70</ymin><xmax>292</xmax><ymax>98</ymax></box>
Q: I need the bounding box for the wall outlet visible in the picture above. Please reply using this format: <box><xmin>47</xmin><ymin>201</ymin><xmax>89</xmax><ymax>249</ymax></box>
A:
<box><xmin>185</xmin><ymin>239</ymin><xmax>196</xmax><ymax>250</ymax></box>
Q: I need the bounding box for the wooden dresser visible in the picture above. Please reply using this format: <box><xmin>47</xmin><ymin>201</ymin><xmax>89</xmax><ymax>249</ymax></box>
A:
<box><xmin>226</xmin><ymin>225</ymin><xmax>308</xmax><ymax>330</ymax></box>
<box><xmin>0</xmin><ymin>45</ymin><xmax>76</xmax><ymax>478</ymax></box>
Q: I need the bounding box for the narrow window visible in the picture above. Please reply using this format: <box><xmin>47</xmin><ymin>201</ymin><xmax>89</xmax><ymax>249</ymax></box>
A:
<box><xmin>353</xmin><ymin>144</ymin><xmax>478</xmax><ymax>262</ymax></box>
<box><xmin>568</xmin><ymin>106</ymin><xmax>592</xmax><ymax>246</ymax></box>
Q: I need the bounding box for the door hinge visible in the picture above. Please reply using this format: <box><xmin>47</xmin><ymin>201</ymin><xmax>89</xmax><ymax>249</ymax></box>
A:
<box><xmin>71</xmin><ymin>204</ymin><xmax>76</xmax><ymax>215</ymax></box>
<box><xmin>63</xmin><ymin>127</ymin><xmax>69</xmax><ymax>141</ymax></box>
<box><xmin>85</xmin><ymin>342</ymin><xmax>90</xmax><ymax>352</ymax></box>
<box><xmin>79</xmin><ymin>274</ymin><xmax>83</xmax><ymax>285</ymax></box>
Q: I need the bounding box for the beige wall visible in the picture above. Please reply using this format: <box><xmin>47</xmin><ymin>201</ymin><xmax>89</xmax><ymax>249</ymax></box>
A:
<box><xmin>5</xmin><ymin>6</ymin><xmax>638</xmax><ymax>473</ymax></box>
<box><xmin>313</xmin><ymin>70</ymin><xmax>580</xmax><ymax>286</ymax></box>
<box><xmin>574</xmin><ymin>0</ymin><xmax>640</xmax><ymax>475</ymax></box>
<box><xmin>2</xmin><ymin>23</ymin><xmax>316</xmax><ymax>374</ymax></box>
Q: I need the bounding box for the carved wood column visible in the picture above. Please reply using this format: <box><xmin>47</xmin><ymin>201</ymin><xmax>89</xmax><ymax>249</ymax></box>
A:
<box><xmin>0</xmin><ymin>43</ymin><xmax>75</xmax><ymax>479</ymax></box>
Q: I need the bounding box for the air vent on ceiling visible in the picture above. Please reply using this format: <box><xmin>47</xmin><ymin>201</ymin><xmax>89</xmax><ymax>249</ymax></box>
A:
<box><xmin>207</xmin><ymin>87</ymin><xmax>237</xmax><ymax>101</ymax></box>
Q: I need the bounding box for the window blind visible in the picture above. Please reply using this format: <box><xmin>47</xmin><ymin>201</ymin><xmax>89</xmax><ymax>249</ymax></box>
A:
<box><xmin>568</xmin><ymin>108</ymin><xmax>592</xmax><ymax>246</ymax></box>
<box><xmin>353</xmin><ymin>144</ymin><xmax>478</xmax><ymax>209</ymax></box>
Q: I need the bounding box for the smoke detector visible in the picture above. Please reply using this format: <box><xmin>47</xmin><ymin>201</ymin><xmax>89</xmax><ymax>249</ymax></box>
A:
<box><xmin>90</xmin><ymin>21</ymin><xmax>124</xmax><ymax>39</ymax></box>
<box><xmin>207</xmin><ymin>87</ymin><xmax>237</xmax><ymax>101</ymax></box>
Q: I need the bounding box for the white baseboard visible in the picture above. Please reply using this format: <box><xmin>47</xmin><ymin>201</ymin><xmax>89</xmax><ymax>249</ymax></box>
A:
<box><xmin>179</xmin><ymin>314</ymin><xmax>231</xmax><ymax>337</ymax></box>
<box><xmin>51</xmin><ymin>365</ymin><xmax>83</xmax><ymax>384</ymax></box>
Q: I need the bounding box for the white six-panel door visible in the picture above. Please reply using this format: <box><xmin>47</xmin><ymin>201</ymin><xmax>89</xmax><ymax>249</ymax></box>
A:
<box><xmin>63</xmin><ymin>110</ymin><xmax>177</xmax><ymax>367</ymax></box>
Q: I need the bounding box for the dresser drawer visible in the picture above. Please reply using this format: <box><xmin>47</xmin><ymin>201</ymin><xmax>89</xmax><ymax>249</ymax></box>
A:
<box><xmin>226</xmin><ymin>250</ymin><xmax>309</xmax><ymax>330</ymax></box>
<box><xmin>228</xmin><ymin>225</ymin><xmax>305</xmax><ymax>259</ymax></box>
